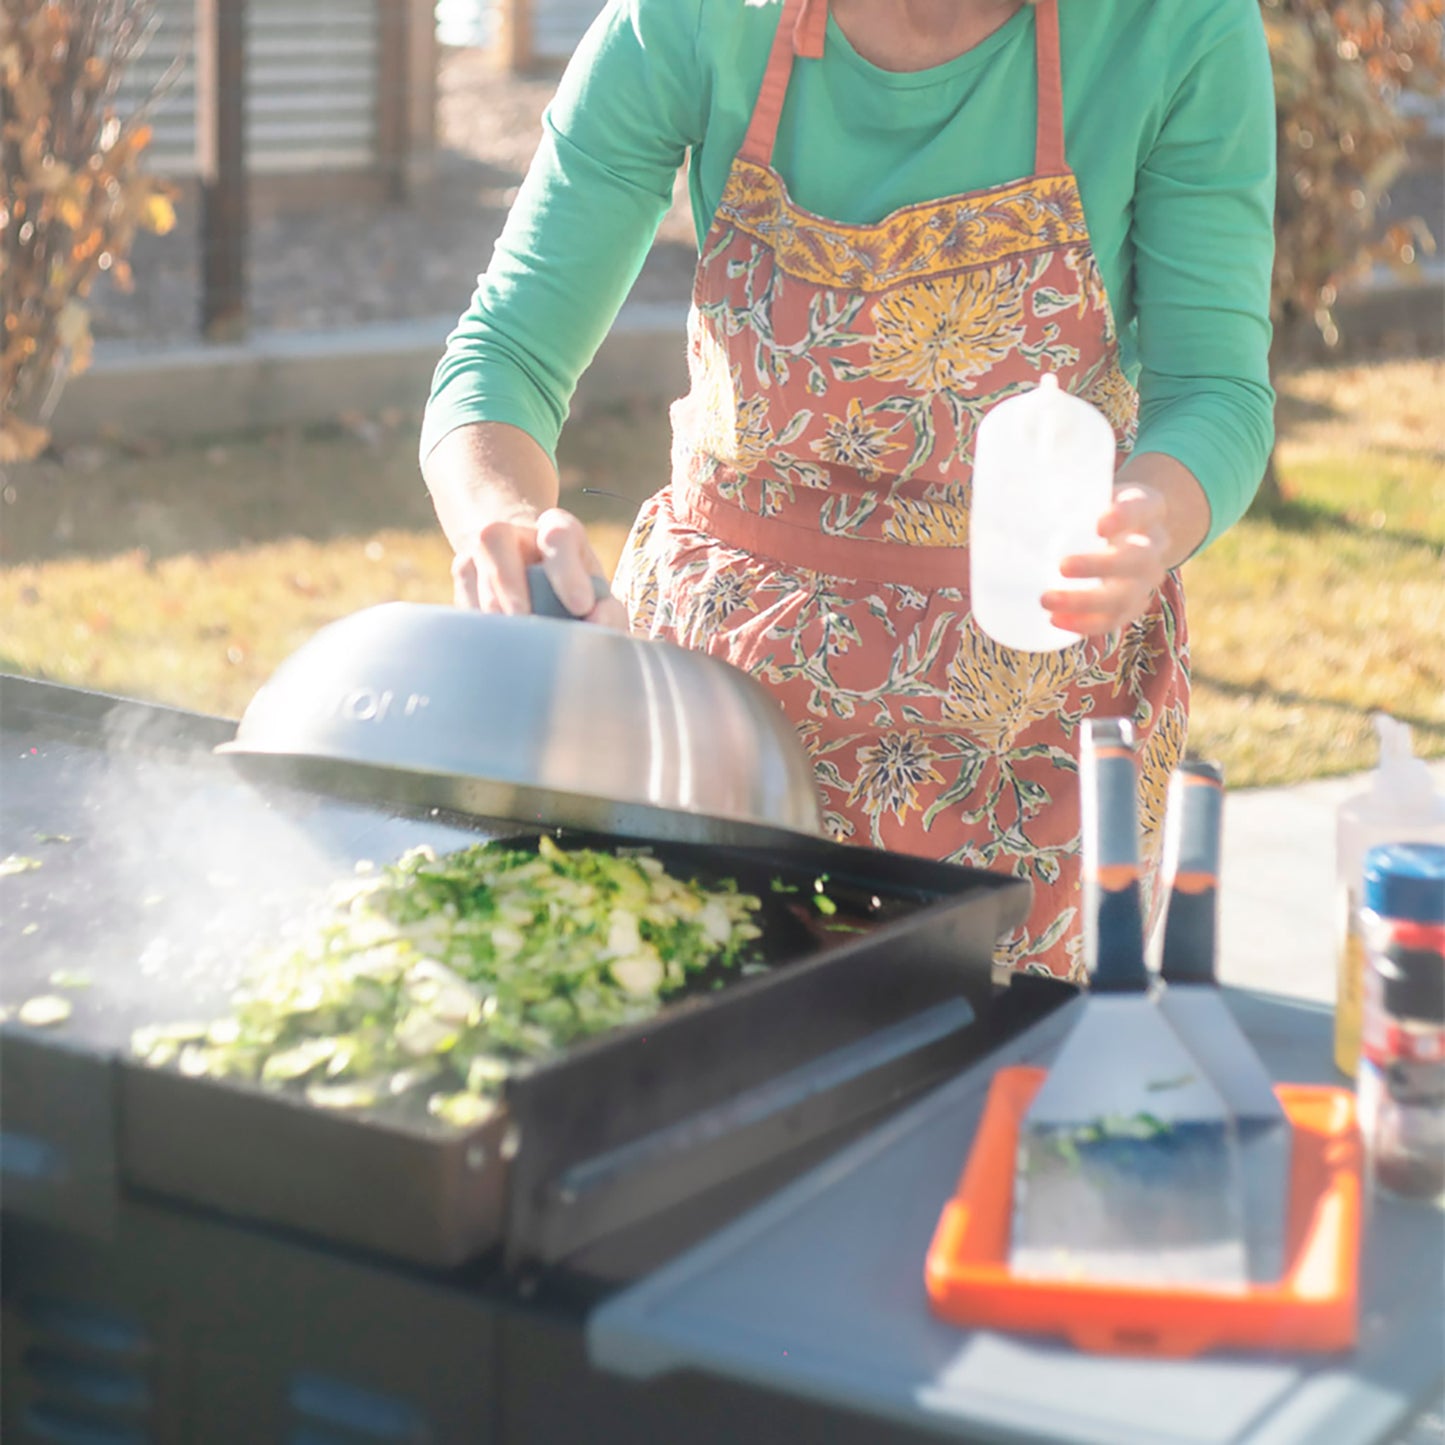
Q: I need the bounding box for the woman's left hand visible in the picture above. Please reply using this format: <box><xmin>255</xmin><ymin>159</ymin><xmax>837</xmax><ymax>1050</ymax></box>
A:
<box><xmin>1041</xmin><ymin>485</ymin><xmax>1172</xmax><ymax>639</ymax></box>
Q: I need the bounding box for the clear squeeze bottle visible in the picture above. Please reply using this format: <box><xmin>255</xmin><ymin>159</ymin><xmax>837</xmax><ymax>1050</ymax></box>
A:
<box><xmin>969</xmin><ymin>372</ymin><xmax>1116</xmax><ymax>653</ymax></box>
<box><xmin>1335</xmin><ymin>714</ymin><xmax>1445</xmax><ymax>1077</ymax></box>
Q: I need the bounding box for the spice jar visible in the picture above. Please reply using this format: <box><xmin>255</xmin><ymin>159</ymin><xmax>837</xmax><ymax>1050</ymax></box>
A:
<box><xmin>1333</xmin><ymin>715</ymin><xmax>1445</xmax><ymax>1078</ymax></box>
<box><xmin>1357</xmin><ymin>843</ymin><xmax>1445</xmax><ymax>1204</ymax></box>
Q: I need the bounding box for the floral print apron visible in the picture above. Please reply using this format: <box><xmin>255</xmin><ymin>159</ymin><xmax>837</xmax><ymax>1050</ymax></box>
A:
<box><xmin>613</xmin><ymin>0</ymin><xmax>1189</xmax><ymax>980</ymax></box>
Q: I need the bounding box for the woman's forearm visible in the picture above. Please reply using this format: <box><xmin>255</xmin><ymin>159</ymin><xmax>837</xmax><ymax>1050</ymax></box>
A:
<box><xmin>421</xmin><ymin>422</ymin><xmax>562</xmax><ymax>558</ymax></box>
<box><xmin>1115</xmin><ymin>450</ymin><xmax>1212</xmax><ymax>570</ymax></box>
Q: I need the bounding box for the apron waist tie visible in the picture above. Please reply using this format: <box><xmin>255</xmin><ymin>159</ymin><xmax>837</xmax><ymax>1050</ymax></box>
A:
<box><xmin>670</xmin><ymin>476</ymin><xmax>972</xmax><ymax>591</ymax></box>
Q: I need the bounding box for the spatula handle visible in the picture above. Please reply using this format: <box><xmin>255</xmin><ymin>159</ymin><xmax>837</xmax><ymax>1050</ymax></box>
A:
<box><xmin>1160</xmin><ymin>760</ymin><xmax>1224</xmax><ymax>985</ymax></box>
<box><xmin>1080</xmin><ymin>717</ymin><xmax>1148</xmax><ymax>992</ymax></box>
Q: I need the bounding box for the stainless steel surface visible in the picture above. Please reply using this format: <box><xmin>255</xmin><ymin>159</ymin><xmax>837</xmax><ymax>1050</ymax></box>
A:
<box><xmin>1013</xmin><ymin>720</ymin><xmax>1253</xmax><ymax>1288</ymax></box>
<box><xmin>218</xmin><ymin>602</ymin><xmax>827</xmax><ymax>846</ymax></box>
<box><xmin>1156</xmin><ymin>758</ymin><xmax>1291</xmax><ymax>1284</ymax></box>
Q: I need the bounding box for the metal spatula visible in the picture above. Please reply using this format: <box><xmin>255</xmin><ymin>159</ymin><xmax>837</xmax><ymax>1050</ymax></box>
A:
<box><xmin>1155</xmin><ymin>760</ymin><xmax>1291</xmax><ymax>1283</ymax></box>
<box><xmin>1009</xmin><ymin>720</ymin><xmax>1250</xmax><ymax>1289</ymax></box>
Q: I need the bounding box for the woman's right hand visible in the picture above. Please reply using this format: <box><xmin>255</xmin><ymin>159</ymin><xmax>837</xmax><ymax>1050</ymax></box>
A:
<box><xmin>450</xmin><ymin>505</ymin><xmax>628</xmax><ymax>629</ymax></box>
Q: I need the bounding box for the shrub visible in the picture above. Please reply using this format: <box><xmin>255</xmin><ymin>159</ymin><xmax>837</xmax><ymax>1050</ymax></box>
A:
<box><xmin>1264</xmin><ymin>0</ymin><xmax>1445</xmax><ymax>358</ymax></box>
<box><xmin>1</xmin><ymin>0</ymin><xmax>178</xmax><ymax>462</ymax></box>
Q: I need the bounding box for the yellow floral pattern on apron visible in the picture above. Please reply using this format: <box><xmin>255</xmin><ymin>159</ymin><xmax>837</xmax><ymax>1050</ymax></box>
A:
<box><xmin>614</xmin><ymin>0</ymin><xmax>1189</xmax><ymax>980</ymax></box>
<box><xmin>720</xmin><ymin>159</ymin><xmax>1090</xmax><ymax>291</ymax></box>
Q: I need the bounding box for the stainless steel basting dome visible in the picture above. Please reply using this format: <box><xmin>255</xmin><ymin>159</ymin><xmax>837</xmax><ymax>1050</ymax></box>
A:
<box><xmin>217</xmin><ymin>601</ymin><xmax>827</xmax><ymax>846</ymax></box>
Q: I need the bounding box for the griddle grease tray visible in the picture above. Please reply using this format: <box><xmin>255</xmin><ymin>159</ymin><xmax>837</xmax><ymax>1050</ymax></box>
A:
<box><xmin>923</xmin><ymin>1070</ymin><xmax>1360</xmax><ymax>1356</ymax></box>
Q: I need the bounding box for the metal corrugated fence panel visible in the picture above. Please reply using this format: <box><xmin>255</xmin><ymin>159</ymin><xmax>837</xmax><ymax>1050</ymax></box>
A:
<box><xmin>434</xmin><ymin>0</ymin><xmax>490</xmax><ymax>46</ymax></box>
<box><xmin>113</xmin><ymin>0</ymin><xmax>380</xmax><ymax>177</ymax></box>
<box><xmin>113</xmin><ymin>0</ymin><xmax>196</xmax><ymax>174</ymax></box>
<box><xmin>247</xmin><ymin>1</ymin><xmax>380</xmax><ymax>173</ymax></box>
<box><xmin>531</xmin><ymin>0</ymin><xmax>606</xmax><ymax>58</ymax></box>
<box><xmin>434</xmin><ymin>0</ymin><xmax>606</xmax><ymax>59</ymax></box>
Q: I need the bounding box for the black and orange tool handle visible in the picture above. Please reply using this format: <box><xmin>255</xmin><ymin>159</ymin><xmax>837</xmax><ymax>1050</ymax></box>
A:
<box><xmin>1161</xmin><ymin>760</ymin><xmax>1224</xmax><ymax>985</ymax></box>
<box><xmin>1080</xmin><ymin>718</ymin><xmax>1149</xmax><ymax>992</ymax></box>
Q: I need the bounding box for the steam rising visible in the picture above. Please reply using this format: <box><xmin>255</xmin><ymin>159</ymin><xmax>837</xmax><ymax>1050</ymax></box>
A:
<box><xmin>1</xmin><ymin>691</ymin><xmax>494</xmax><ymax>1042</ymax></box>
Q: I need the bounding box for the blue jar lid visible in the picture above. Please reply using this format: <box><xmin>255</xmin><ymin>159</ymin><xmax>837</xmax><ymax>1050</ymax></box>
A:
<box><xmin>1363</xmin><ymin>843</ymin><xmax>1445</xmax><ymax>923</ymax></box>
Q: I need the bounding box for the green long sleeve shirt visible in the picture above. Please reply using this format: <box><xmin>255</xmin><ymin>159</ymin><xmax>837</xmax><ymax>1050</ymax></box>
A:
<box><xmin>423</xmin><ymin>0</ymin><xmax>1277</xmax><ymax>548</ymax></box>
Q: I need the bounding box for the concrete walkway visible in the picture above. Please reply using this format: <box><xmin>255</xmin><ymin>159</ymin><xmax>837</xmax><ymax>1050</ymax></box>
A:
<box><xmin>1216</xmin><ymin>760</ymin><xmax>1445</xmax><ymax>1005</ymax></box>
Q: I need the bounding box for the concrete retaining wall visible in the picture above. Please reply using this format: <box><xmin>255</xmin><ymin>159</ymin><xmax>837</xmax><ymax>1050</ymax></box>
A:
<box><xmin>46</xmin><ymin>271</ymin><xmax>1441</xmax><ymax>450</ymax></box>
<box><xmin>47</xmin><ymin>301</ymin><xmax>691</xmax><ymax>449</ymax></box>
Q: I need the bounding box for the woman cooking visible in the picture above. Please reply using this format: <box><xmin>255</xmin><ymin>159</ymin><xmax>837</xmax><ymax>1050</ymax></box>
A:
<box><xmin>420</xmin><ymin>0</ymin><xmax>1277</xmax><ymax>980</ymax></box>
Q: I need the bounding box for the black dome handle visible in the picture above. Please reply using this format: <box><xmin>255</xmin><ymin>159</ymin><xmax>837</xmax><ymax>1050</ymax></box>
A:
<box><xmin>525</xmin><ymin>565</ymin><xmax>612</xmax><ymax>621</ymax></box>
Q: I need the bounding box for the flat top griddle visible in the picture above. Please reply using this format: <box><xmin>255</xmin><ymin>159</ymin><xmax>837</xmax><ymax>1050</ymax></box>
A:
<box><xmin>0</xmin><ymin>680</ymin><xmax>997</xmax><ymax>1082</ymax></box>
<box><xmin>0</xmin><ymin>675</ymin><xmax>1051</xmax><ymax>1275</ymax></box>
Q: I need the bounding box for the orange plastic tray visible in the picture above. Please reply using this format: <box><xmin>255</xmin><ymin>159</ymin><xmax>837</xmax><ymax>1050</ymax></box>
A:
<box><xmin>924</xmin><ymin>1067</ymin><xmax>1361</xmax><ymax>1357</ymax></box>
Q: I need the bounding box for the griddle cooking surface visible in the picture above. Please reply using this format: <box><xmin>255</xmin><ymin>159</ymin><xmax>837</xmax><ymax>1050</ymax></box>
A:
<box><xmin>1</xmin><ymin>720</ymin><xmax>504</xmax><ymax>1053</ymax></box>
<box><xmin>2</xmin><ymin>677</ymin><xmax>1051</xmax><ymax>1272</ymax></box>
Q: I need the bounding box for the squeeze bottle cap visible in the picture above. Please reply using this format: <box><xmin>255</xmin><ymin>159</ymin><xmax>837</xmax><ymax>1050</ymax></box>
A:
<box><xmin>1367</xmin><ymin>713</ymin><xmax>1445</xmax><ymax>816</ymax></box>
<box><xmin>1037</xmin><ymin>371</ymin><xmax>1062</xmax><ymax>449</ymax></box>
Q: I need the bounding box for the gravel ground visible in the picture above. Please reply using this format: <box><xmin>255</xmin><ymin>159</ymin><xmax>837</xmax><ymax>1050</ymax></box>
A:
<box><xmin>87</xmin><ymin>48</ymin><xmax>698</xmax><ymax>344</ymax></box>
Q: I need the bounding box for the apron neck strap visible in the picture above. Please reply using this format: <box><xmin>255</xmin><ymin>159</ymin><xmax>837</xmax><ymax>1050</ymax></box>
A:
<box><xmin>1032</xmin><ymin>0</ymin><xmax>1067</xmax><ymax>177</ymax></box>
<box><xmin>739</xmin><ymin>0</ymin><xmax>816</xmax><ymax>165</ymax></box>
<box><xmin>740</xmin><ymin>0</ymin><xmax>1069</xmax><ymax>177</ymax></box>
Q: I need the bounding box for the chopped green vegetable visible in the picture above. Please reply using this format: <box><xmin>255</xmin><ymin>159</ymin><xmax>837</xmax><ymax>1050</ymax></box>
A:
<box><xmin>428</xmin><ymin>1092</ymin><xmax>499</xmax><ymax>1129</ymax></box>
<box><xmin>809</xmin><ymin>874</ymin><xmax>839</xmax><ymax>915</ymax></box>
<box><xmin>131</xmin><ymin>838</ymin><xmax>766</xmax><ymax>1129</ymax></box>
<box><xmin>49</xmin><ymin>969</ymin><xmax>92</xmax><ymax>990</ymax></box>
<box><xmin>132</xmin><ymin>1021</ymin><xmax>213</xmax><ymax>1070</ymax></box>
<box><xmin>1</xmin><ymin>855</ymin><xmax>42</xmax><ymax>877</ymax></box>
<box><xmin>306</xmin><ymin>1081</ymin><xmax>384</xmax><ymax>1111</ymax></box>
<box><xmin>134</xmin><ymin>1021</ymin><xmax>211</xmax><ymax>1050</ymax></box>
<box><xmin>19</xmin><ymin>995</ymin><xmax>72</xmax><ymax>1027</ymax></box>
<box><xmin>1040</xmin><ymin>1111</ymin><xmax>1177</xmax><ymax>1169</ymax></box>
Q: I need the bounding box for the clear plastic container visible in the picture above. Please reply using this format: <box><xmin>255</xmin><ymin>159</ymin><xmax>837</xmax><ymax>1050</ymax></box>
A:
<box><xmin>969</xmin><ymin>372</ymin><xmax>1116</xmax><ymax>653</ymax></box>
<box><xmin>1356</xmin><ymin>843</ymin><xmax>1445</xmax><ymax>1205</ymax></box>
<box><xmin>1334</xmin><ymin>716</ymin><xmax>1445</xmax><ymax>1077</ymax></box>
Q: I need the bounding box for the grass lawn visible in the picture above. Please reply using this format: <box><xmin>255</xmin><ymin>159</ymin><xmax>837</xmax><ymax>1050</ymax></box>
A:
<box><xmin>1</xmin><ymin>358</ymin><xmax>1440</xmax><ymax>789</ymax></box>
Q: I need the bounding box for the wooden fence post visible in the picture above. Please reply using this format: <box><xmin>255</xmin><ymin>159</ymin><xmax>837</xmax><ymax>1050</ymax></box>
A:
<box><xmin>409</xmin><ymin>0</ymin><xmax>439</xmax><ymax>170</ymax></box>
<box><xmin>376</xmin><ymin>0</ymin><xmax>410</xmax><ymax>203</ymax></box>
<box><xmin>496</xmin><ymin>0</ymin><xmax>534</xmax><ymax>74</ymax></box>
<box><xmin>196</xmin><ymin>0</ymin><xmax>248</xmax><ymax>341</ymax></box>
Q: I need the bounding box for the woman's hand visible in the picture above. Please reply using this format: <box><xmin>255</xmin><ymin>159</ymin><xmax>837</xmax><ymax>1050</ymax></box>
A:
<box><xmin>1042</xmin><ymin>452</ymin><xmax>1213</xmax><ymax>638</ymax></box>
<box><xmin>1041</xmin><ymin>484</ymin><xmax>1172</xmax><ymax>639</ymax></box>
<box><xmin>450</xmin><ymin>506</ymin><xmax>629</xmax><ymax>629</ymax></box>
<box><xmin>423</xmin><ymin>423</ymin><xmax>628</xmax><ymax>628</ymax></box>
